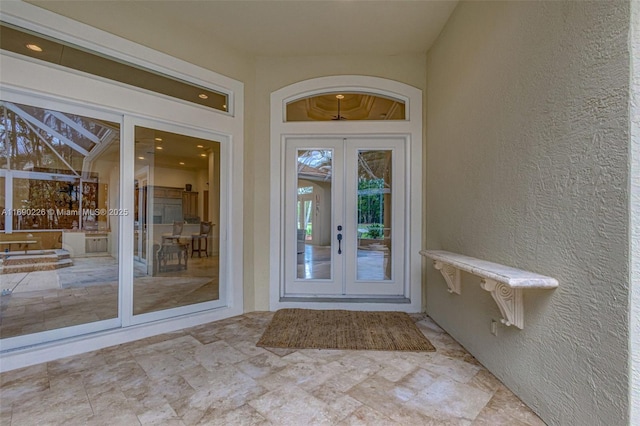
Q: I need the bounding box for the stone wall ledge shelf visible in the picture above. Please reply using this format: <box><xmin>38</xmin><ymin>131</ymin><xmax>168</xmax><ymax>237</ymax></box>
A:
<box><xmin>420</xmin><ymin>249</ymin><xmax>558</xmax><ymax>329</ymax></box>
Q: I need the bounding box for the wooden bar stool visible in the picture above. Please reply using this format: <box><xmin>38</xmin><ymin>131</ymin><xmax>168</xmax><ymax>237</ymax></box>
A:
<box><xmin>191</xmin><ymin>221</ymin><xmax>213</xmax><ymax>257</ymax></box>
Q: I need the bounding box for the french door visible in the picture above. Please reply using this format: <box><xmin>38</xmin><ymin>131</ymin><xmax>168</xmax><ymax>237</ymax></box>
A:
<box><xmin>284</xmin><ymin>137</ymin><xmax>405</xmax><ymax>297</ymax></box>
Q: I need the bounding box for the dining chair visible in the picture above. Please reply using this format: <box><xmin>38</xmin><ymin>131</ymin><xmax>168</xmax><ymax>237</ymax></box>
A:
<box><xmin>162</xmin><ymin>221</ymin><xmax>184</xmax><ymax>244</ymax></box>
<box><xmin>191</xmin><ymin>221</ymin><xmax>213</xmax><ymax>257</ymax></box>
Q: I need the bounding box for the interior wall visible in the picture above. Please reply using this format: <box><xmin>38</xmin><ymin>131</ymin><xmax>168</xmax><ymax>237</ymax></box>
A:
<box><xmin>297</xmin><ymin>179</ymin><xmax>331</xmax><ymax>246</ymax></box>
<box><xmin>151</xmin><ymin>167</ymin><xmax>199</xmax><ymax>191</ymax></box>
<box><xmin>253</xmin><ymin>54</ymin><xmax>427</xmax><ymax>310</ymax></box>
<box><xmin>425</xmin><ymin>2</ymin><xmax>630</xmax><ymax>424</ymax></box>
<box><xmin>315</xmin><ymin>181</ymin><xmax>332</xmax><ymax>247</ymax></box>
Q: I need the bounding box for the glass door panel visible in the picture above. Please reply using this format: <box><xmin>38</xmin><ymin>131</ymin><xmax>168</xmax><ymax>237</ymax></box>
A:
<box><xmin>296</xmin><ymin>149</ymin><xmax>332</xmax><ymax>280</ymax></box>
<box><xmin>355</xmin><ymin>150</ymin><xmax>393</xmax><ymax>281</ymax></box>
<box><xmin>345</xmin><ymin>139</ymin><xmax>405</xmax><ymax>295</ymax></box>
<box><xmin>285</xmin><ymin>139</ymin><xmax>343</xmax><ymax>295</ymax></box>
<box><xmin>132</xmin><ymin>125</ymin><xmax>221</xmax><ymax>317</ymax></box>
<box><xmin>0</xmin><ymin>99</ymin><xmax>121</xmax><ymax>348</ymax></box>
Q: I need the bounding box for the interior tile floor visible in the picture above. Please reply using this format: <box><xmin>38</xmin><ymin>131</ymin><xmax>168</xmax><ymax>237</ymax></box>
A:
<box><xmin>0</xmin><ymin>256</ymin><xmax>219</xmax><ymax>339</ymax></box>
<box><xmin>298</xmin><ymin>245</ymin><xmax>391</xmax><ymax>280</ymax></box>
<box><xmin>0</xmin><ymin>312</ymin><xmax>545</xmax><ymax>425</ymax></box>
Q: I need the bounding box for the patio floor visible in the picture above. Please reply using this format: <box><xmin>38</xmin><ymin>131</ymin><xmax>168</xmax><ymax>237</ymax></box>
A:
<box><xmin>0</xmin><ymin>312</ymin><xmax>545</xmax><ymax>425</ymax></box>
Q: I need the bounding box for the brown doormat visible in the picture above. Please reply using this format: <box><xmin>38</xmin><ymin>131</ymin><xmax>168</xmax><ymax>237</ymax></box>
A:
<box><xmin>257</xmin><ymin>309</ymin><xmax>435</xmax><ymax>352</ymax></box>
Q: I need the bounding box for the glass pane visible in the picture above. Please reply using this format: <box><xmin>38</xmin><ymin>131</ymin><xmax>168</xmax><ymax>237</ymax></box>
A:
<box><xmin>357</xmin><ymin>150</ymin><xmax>392</xmax><ymax>280</ymax></box>
<box><xmin>0</xmin><ymin>24</ymin><xmax>229</xmax><ymax>113</ymax></box>
<box><xmin>0</xmin><ymin>101</ymin><xmax>120</xmax><ymax>339</ymax></box>
<box><xmin>133</xmin><ymin>126</ymin><xmax>220</xmax><ymax>315</ymax></box>
<box><xmin>296</xmin><ymin>149</ymin><xmax>332</xmax><ymax>279</ymax></box>
<box><xmin>286</xmin><ymin>93</ymin><xmax>405</xmax><ymax>121</ymax></box>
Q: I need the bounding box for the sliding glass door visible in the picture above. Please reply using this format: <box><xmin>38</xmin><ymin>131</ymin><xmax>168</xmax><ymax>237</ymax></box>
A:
<box><xmin>131</xmin><ymin>121</ymin><xmax>225</xmax><ymax>323</ymax></box>
<box><xmin>0</xmin><ymin>97</ymin><xmax>229</xmax><ymax>350</ymax></box>
<box><xmin>0</xmin><ymin>96</ymin><xmax>122</xmax><ymax>349</ymax></box>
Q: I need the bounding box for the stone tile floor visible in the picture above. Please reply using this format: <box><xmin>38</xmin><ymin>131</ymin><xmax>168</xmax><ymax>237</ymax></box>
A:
<box><xmin>0</xmin><ymin>312</ymin><xmax>546</xmax><ymax>425</ymax></box>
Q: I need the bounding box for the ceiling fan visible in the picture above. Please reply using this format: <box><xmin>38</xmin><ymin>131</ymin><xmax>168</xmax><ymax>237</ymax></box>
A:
<box><xmin>331</xmin><ymin>94</ymin><xmax>347</xmax><ymax>120</ymax></box>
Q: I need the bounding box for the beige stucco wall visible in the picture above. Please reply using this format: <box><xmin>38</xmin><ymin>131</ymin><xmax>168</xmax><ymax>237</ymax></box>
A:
<box><xmin>251</xmin><ymin>54</ymin><xmax>427</xmax><ymax>310</ymax></box>
<box><xmin>426</xmin><ymin>1</ymin><xmax>630</xmax><ymax>424</ymax></box>
<box><xmin>630</xmin><ymin>0</ymin><xmax>640</xmax><ymax>423</ymax></box>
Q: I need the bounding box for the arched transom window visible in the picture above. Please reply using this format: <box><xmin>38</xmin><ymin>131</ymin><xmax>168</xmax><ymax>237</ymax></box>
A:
<box><xmin>286</xmin><ymin>92</ymin><xmax>406</xmax><ymax>122</ymax></box>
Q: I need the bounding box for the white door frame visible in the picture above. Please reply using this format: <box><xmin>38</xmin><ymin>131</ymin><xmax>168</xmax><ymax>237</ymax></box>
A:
<box><xmin>270</xmin><ymin>76</ymin><xmax>423</xmax><ymax>312</ymax></box>
<box><xmin>284</xmin><ymin>136</ymin><xmax>406</xmax><ymax>297</ymax></box>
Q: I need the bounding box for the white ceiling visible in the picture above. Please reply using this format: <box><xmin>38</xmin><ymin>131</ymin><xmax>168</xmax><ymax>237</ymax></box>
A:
<box><xmin>27</xmin><ymin>0</ymin><xmax>458</xmax><ymax>56</ymax></box>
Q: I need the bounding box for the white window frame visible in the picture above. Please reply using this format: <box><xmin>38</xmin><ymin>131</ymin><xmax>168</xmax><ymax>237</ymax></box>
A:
<box><xmin>0</xmin><ymin>2</ymin><xmax>244</xmax><ymax>372</ymax></box>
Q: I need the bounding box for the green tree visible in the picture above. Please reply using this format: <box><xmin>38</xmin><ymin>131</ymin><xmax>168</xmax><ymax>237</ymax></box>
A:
<box><xmin>357</xmin><ymin>177</ymin><xmax>384</xmax><ymax>224</ymax></box>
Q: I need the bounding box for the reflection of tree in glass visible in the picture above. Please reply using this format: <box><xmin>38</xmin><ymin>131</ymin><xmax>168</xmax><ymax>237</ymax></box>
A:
<box><xmin>18</xmin><ymin>180</ymin><xmax>80</xmax><ymax>230</ymax></box>
<box><xmin>367</xmin><ymin>223</ymin><xmax>383</xmax><ymax>239</ymax></box>
<box><xmin>357</xmin><ymin>150</ymin><xmax>391</xmax><ymax>239</ymax></box>
<box><xmin>358</xmin><ymin>177</ymin><xmax>384</xmax><ymax>225</ymax></box>
<box><xmin>297</xmin><ymin>150</ymin><xmax>332</xmax><ymax>181</ymax></box>
<box><xmin>1</xmin><ymin>105</ymin><xmax>79</xmax><ymax>172</ymax></box>
<box><xmin>1</xmin><ymin>101</ymin><xmax>113</xmax><ymax>230</ymax></box>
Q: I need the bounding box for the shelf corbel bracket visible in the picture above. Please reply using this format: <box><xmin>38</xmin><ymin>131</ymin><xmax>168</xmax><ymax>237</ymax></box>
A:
<box><xmin>480</xmin><ymin>278</ymin><xmax>524</xmax><ymax>329</ymax></box>
<box><xmin>433</xmin><ymin>260</ymin><xmax>461</xmax><ymax>294</ymax></box>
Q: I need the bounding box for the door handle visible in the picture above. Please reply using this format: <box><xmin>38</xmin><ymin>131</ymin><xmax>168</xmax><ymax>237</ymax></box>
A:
<box><xmin>337</xmin><ymin>233</ymin><xmax>343</xmax><ymax>254</ymax></box>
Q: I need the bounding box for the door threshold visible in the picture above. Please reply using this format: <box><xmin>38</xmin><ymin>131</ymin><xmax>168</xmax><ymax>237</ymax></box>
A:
<box><xmin>280</xmin><ymin>296</ymin><xmax>411</xmax><ymax>304</ymax></box>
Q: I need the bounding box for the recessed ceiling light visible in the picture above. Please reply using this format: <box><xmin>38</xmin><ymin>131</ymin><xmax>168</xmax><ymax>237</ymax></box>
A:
<box><xmin>156</xmin><ymin>146</ymin><xmax>163</xmax><ymax>150</ymax></box>
<box><xmin>199</xmin><ymin>93</ymin><xmax>209</xmax><ymax>99</ymax></box>
<box><xmin>336</xmin><ymin>94</ymin><xmax>345</xmax><ymax>100</ymax></box>
<box><xmin>196</xmin><ymin>145</ymin><xmax>204</xmax><ymax>148</ymax></box>
<box><xmin>26</xmin><ymin>44</ymin><xmax>43</xmax><ymax>52</ymax></box>
<box><xmin>179</xmin><ymin>162</ymin><xmax>185</xmax><ymax>165</ymax></box>
<box><xmin>200</xmin><ymin>153</ymin><xmax>207</xmax><ymax>157</ymax></box>
<box><xmin>154</xmin><ymin>137</ymin><xmax>162</xmax><ymax>142</ymax></box>
<box><xmin>222</xmin><ymin>104</ymin><xmax>227</xmax><ymax>110</ymax></box>
<box><xmin>138</xmin><ymin>156</ymin><xmax>144</xmax><ymax>160</ymax></box>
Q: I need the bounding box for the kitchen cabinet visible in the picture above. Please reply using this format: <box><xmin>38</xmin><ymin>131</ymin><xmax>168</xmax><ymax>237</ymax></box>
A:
<box><xmin>153</xmin><ymin>187</ymin><xmax>182</xmax><ymax>199</ymax></box>
<box><xmin>150</xmin><ymin>186</ymin><xmax>183</xmax><ymax>224</ymax></box>
<box><xmin>86</xmin><ymin>234</ymin><xmax>108</xmax><ymax>253</ymax></box>
<box><xmin>182</xmin><ymin>191</ymin><xmax>199</xmax><ymax>222</ymax></box>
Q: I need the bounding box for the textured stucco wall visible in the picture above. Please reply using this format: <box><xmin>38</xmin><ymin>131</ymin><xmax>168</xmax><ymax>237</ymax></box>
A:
<box><xmin>426</xmin><ymin>2</ymin><xmax>630</xmax><ymax>424</ymax></box>
<box><xmin>630</xmin><ymin>0</ymin><xmax>640</xmax><ymax>422</ymax></box>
